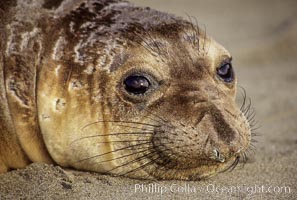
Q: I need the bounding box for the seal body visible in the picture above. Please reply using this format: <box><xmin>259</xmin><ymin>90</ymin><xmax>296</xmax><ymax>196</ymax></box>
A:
<box><xmin>0</xmin><ymin>0</ymin><xmax>251</xmax><ymax>180</ymax></box>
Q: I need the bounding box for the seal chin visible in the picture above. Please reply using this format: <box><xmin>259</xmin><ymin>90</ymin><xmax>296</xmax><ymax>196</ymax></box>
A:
<box><xmin>166</xmin><ymin>152</ymin><xmax>239</xmax><ymax>180</ymax></box>
<box><xmin>135</xmin><ymin>154</ymin><xmax>239</xmax><ymax>181</ymax></box>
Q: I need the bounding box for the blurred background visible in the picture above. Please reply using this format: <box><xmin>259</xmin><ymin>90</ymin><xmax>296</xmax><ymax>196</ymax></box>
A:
<box><xmin>130</xmin><ymin>0</ymin><xmax>297</xmax><ymax>61</ymax></box>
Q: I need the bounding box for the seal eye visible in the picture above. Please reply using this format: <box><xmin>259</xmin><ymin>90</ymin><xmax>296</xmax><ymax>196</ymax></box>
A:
<box><xmin>217</xmin><ymin>63</ymin><xmax>234</xmax><ymax>83</ymax></box>
<box><xmin>124</xmin><ymin>75</ymin><xmax>151</xmax><ymax>94</ymax></box>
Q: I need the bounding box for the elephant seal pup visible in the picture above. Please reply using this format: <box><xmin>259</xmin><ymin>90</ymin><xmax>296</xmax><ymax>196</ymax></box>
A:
<box><xmin>0</xmin><ymin>0</ymin><xmax>252</xmax><ymax>180</ymax></box>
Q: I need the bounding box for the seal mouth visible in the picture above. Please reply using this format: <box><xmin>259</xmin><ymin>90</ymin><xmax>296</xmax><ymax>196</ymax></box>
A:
<box><xmin>150</xmin><ymin>138</ymin><xmax>241</xmax><ymax>169</ymax></box>
<box><xmin>146</xmin><ymin>138</ymin><xmax>248</xmax><ymax>180</ymax></box>
<box><xmin>130</xmin><ymin>125</ymin><xmax>247</xmax><ymax>180</ymax></box>
<box><xmin>141</xmin><ymin>151</ymin><xmax>241</xmax><ymax>181</ymax></box>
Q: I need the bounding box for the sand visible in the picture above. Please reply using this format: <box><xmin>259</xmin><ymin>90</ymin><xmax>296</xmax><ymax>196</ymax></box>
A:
<box><xmin>1</xmin><ymin>0</ymin><xmax>297</xmax><ymax>199</ymax></box>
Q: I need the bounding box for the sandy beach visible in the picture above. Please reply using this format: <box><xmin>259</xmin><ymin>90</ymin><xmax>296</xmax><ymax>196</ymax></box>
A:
<box><xmin>1</xmin><ymin>0</ymin><xmax>297</xmax><ymax>199</ymax></box>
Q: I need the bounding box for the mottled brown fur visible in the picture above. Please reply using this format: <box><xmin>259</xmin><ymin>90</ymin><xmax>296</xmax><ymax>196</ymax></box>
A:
<box><xmin>0</xmin><ymin>0</ymin><xmax>251</xmax><ymax>180</ymax></box>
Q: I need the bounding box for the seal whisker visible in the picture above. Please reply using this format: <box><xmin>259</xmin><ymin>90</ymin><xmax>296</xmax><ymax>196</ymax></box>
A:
<box><xmin>109</xmin><ymin>124</ymin><xmax>156</xmax><ymax>132</ymax></box>
<box><xmin>202</xmin><ymin>24</ymin><xmax>207</xmax><ymax>56</ymax></box>
<box><xmin>107</xmin><ymin>150</ymin><xmax>159</xmax><ymax>173</ymax></box>
<box><xmin>78</xmin><ymin>136</ymin><xmax>172</xmax><ymax>145</ymax></box>
<box><xmin>249</xmin><ymin>143</ymin><xmax>257</xmax><ymax>150</ymax></box>
<box><xmin>247</xmin><ymin>108</ymin><xmax>256</xmax><ymax>121</ymax></box>
<box><xmin>238</xmin><ymin>87</ymin><xmax>261</xmax><ymax>139</ymax></box>
<box><xmin>95</xmin><ymin>147</ymin><xmax>155</xmax><ymax>164</ymax></box>
<box><xmin>243</xmin><ymin>98</ymin><xmax>252</xmax><ymax>116</ymax></box>
<box><xmin>137</xmin><ymin>37</ymin><xmax>157</xmax><ymax>56</ymax></box>
<box><xmin>249</xmin><ymin>119</ymin><xmax>258</xmax><ymax>127</ymax></box>
<box><xmin>130</xmin><ymin>31</ymin><xmax>164</xmax><ymax>58</ymax></box>
<box><xmin>81</xmin><ymin>120</ymin><xmax>160</xmax><ymax>130</ymax></box>
<box><xmin>249</xmin><ymin>120</ymin><xmax>258</xmax><ymax>128</ymax></box>
<box><xmin>220</xmin><ymin>157</ymin><xmax>239</xmax><ymax>173</ymax></box>
<box><xmin>243</xmin><ymin>152</ymin><xmax>248</xmax><ymax>164</ymax></box>
<box><xmin>70</xmin><ymin>131</ymin><xmax>154</xmax><ymax>145</ymax></box>
<box><xmin>116</xmin><ymin>158</ymin><xmax>157</xmax><ymax>178</ymax></box>
<box><xmin>131</xmin><ymin>36</ymin><xmax>151</xmax><ymax>54</ymax></box>
<box><xmin>236</xmin><ymin>152</ymin><xmax>248</xmax><ymax>169</ymax></box>
<box><xmin>90</xmin><ymin>139</ymin><xmax>152</xmax><ymax>144</ymax></box>
<box><xmin>192</xmin><ymin>15</ymin><xmax>201</xmax><ymax>49</ymax></box>
<box><xmin>193</xmin><ymin>16</ymin><xmax>202</xmax><ymax>53</ymax></box>
<box><xmin>238</xmin><ymin>86</ymin><xmax>247</xmax><ymax>112</ymax></box>
<box><xmin>108</xmin><ymin>146</ymin><xmax>173</xmax><ymax>176</ymax></box>
<box><xmin>64</xmin><ymin>65</ymin><xmax>74</xmax><ymax>86</ymax></box>
<box><xmin>75</xmin><ymin>141</ymin><xmax>152</xmax><ymax>163</ymax></box>
<box><xmin>142</xmin><ymin>108</ymin><xmax>169</xmax><ymax>124</ymax></box>
<box><xmin>251</xmin><ymin>132</ymin><xmax>262</xmax><ymax>137</ymax></box>
<box><xmin>224</xmin><ymin>156</ymin><xmax>240</xmax><ymax>172</ymax></box>
<box><xmin>251</xmin><ymin>139</ymin><xmax>258</xmax><ymax>143</ymax></box>
<box><xmin>247</xmin><ymin>114</ymin><xmax>256</xmax><ymax>126</ymax></box>
<box><xmin>140</xmin><ymin>113</ymin><xmax>165</xmax><ymax>125</ymax></box>
<box><xmin>113</xmin><ymin>149</ymin><xmax>173</xmax><ymax>178</ymax></box>
<box><xmin>185</xmin><ymin>14</ymin><xmax>200</xmax><ymax>51</ymax></box>
<box><xmin>146</xmin><ymin>31</ymin><xmax>167</xmax><ymax>57</ymax></box>
<box><xmin>239</xmin><ymin>152</ymin><xmax>246</xmax><ymax>165</ymax></box>
<box><xmin>247</xmin><ymin>146</ymin><xmax>257</xmax><ymax>154</ymax></box>
<box><xmin>249</xmin><ymin>117</ymin><xmax>259</xmax><ymax>125</ymax></box>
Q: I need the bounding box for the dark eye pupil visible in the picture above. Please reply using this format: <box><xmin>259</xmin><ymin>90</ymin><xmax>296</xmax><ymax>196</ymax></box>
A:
<box><xmin>124</xmin><ymin>76</ymin><xmax>150</xmax><ymax>94</ymax></box>
<box><xmin>217</xmin><ymin>63</ymin><xmax>234</xmax><ymax>83</ymax></box>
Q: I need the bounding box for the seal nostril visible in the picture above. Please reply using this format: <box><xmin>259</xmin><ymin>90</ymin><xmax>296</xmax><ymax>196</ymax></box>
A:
<box><xmin>214</xmin><ymin>149</ymin><xmax>219</xmax><ymax>157</ymax></box>
<box><xmin>213</xmin><ymin>149</ymin><xmax>225</xmax><ymax>163</ymax></box>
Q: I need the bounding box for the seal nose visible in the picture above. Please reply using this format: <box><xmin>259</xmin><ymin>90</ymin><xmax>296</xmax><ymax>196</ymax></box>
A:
<box><xmin>210</xmin><ymin>146</ymin><xmax>241</xmax><ymax>163</ymax></box>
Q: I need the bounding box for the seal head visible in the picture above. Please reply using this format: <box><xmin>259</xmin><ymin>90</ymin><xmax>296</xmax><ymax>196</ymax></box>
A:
<box><xmin>0</xmin><ymin>0</ymin><xmax>251</xmax><ymax>180</ymax></box>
